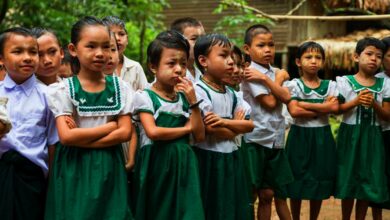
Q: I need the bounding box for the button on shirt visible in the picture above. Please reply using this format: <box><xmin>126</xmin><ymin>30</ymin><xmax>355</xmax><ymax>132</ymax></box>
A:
<box><xmin>0</xmin><ymin>74</ymin><xmax>58</xmax><ymax>176</ymax></box>
<box><xmin>240</xmin><ymin>62</ymin><xmax>286</xmax><ymax>149</ymax></box>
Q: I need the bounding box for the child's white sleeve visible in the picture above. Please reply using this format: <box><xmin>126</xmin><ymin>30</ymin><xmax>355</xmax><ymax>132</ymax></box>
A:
<box><xmin>47</xmin><ymin>81</ymin><xmax>73</xmax><ymax>117</ymax></box>
<box><xmin>336</xmin><ymin>76</ymin><xmax>349</xmax><ymax>103</ymax></box>
<box><xmin>0</xmin><ymin>97</ymin><xmax>11</xmax><ymax>133</ymax></box>
<box><xmin>383</xmin><ymin>78</ymin><xmax>390</xmax><ymax>102</ymax></box>
<box><xmin>132</xmin><ymin>90</ymin><xmax>154</xmax><ymax>117</ymax></box>
<box><xmin>245</xmin><ymin>81</ymin><xmax>269</xmax><ymax>98</ymax></box>
<box><xmin>283</xmin><ymin>80</ymin><xmax>298</xmax><ymax>100</ymax></box>
<box><xmin>194</xmin><ymin>85</ymin><xmax>213</xmax><ymax>114</ymax></box>
<box><xmin>119</xmin><ymin>79</ymin><xmax>134</xmax><ymax>115</ymax></box>
<box><xmin>234</xmin><ymin>91</ymin><xmax>251</xmax><ymax>119</ymax></box>
<box><xmin>328</xmin><ymin>80</ymin><xmax>340</xmax><ymax>98</ymax></box>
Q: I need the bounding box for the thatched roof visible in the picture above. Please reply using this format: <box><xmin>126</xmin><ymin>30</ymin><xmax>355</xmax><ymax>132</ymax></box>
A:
<box><xmin>325</xmin><ymin>0</ymin><xmax>390</xmax><ymax>14</ymax></box>
<box><xmin>312</xmin><ymin>29</ymin><xmax>390</xmax><ymax>70</ymax></box>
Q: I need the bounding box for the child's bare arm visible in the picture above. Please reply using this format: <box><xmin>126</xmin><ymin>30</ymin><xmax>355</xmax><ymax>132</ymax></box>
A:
<box><xmin>297</xmin><ymin>96</ymin><xmax>339</xmax><ymax>114</ymax></box>
<box><xmin>203</xmin><ymin>112</ymin><xmax>250</xmax><ymax>138</ymax></box>
<box><xmin>140</xmin><ymin>112</ymin><xmax>191</xmax><ymax>141</ymax></box>
<box><xmin>338</xmin><ymin>90</ymin><xmax>371</xmax><ymax>114</ymax></box>
<box><xmin>56</xmin><ymin>115</ymin><xmax>117</xmax><ymax>146</ymax></box>
<box><xmin>373</xmin><ymin>101</ymin><xmax>390</xmax><ymax>121</ymax></box>
<box><xmin>287</xmin><ymin>100</ymin><xmax>318</xmax><ymax>118</ymax></box>
<box><xmin>205</xmin><ymin>125</ymin><xmax>237</xmax><ymax>140</ymax></box>
<box><xmin>126</xmin><ymin>124</ymin><xmax>137</xmax><ymax>171</ymax></box>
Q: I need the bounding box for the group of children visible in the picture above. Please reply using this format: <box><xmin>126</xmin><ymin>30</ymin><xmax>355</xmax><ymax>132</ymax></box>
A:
<box><xmin>0</xmin><ymin>15</ymin><xmax>389</xmax><ymax>220</ymax></box>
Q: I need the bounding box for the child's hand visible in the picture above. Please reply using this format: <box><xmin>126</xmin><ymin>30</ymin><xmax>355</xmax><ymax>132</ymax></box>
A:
<box><xmin>65</xmin><ymin>116</ymin><xmax>77</xmax><ymax>129</ymax></box>
<box><xmin>357</xmin><ymin>89</ymin><xmax>374</xmax><ymax>107</ymax></box>
<box><xmin>176</xmin><ymin>77</ymin><xmax>197</xmax><ymax>105</ymax></box>
<box><xmin>275</xmin><ymin>69</ymin><xmax>290</xmax><ymax>84</ymax></box>
<box><xmin>204</xmin><ymin>112</ymin><xmax>226</xmax><ymax>127</ymax></box>
<box><xmin>244</xmin><ymin>67</ymin><xmax>267</xmax><ymax>83</ymax></box>
<box><xmin>324</xmin><ymin>96</ymin><xmax>338</xmax><ymax>104</ymax></box>
<box><xmin>234</xmin><ymin>109</ymin><xmax>245</xmax><ymax>120</ymax></box>
<box><xmin>125</xmin><ymin>159</ymin><xmax>135</xmax><ymax>172</ymax></box>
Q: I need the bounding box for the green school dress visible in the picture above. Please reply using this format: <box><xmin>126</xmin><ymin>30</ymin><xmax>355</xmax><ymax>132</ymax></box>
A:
<box><xmin>194</xmin><ymin>79</ymin><xmax>252</xmax><ymax>220</ymax></box>
<box><xmin>45</xmin><ymin>75</ymin><xmax>133</xmax><ymax>220</ymax></box>
<box><xmin>132</xmin><ymin>89</ymin><xmax>204</xmax><ymax>220</ymax></box>
<box><xmin>284</xmin><ymin>79</ymin><xmax>337</xmax><ymax>200</ymax></box>
<box><xmin>335</xmin><ymin>75</ymin><xmax>389</xmax><ymax>203</ymax></box>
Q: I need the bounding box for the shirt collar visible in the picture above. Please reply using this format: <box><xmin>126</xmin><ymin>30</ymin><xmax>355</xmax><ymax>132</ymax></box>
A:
<box><xmin>250</xmin><ymin>61</ymin><xmax>274</xmax><ymax>75</ymax></box>
<box><xmin>122</xmin><ymin>56</ymin><xmax>137</xmax><ymax>70</ymax></box>
<box><xmin>4</xmin><ymin>74</ymin><xmax>36</xmax><ymax>96</ymax></box>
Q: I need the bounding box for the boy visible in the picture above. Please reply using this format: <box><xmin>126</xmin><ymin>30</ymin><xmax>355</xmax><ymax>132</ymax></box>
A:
<box><xmin>171</xmin><ymin>17</ymin><xmax>205</xmax><ymax>82</ymax></box>
<box><xmin>0</xmin><ymin>27</ymin><xmax>58</xmax><ymax>220</ymax></box>
<box><xmin>240</xmin><ymin>24</ymin><xmax>294</xmax><ymax>220</ymax></box>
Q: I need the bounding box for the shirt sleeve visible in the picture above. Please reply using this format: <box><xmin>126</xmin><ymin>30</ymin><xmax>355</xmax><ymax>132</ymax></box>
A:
<box><xmin>135</xmin><ymin>62</ymin><xmax>149</xmax><ymax>91</ymax></box>
<box><xmin>336</xmin><ymin>76</ymin><xmax>350</xmax><ymax>103</ymax></box>
<box><xmin>283</xmin><ymin>80</ymin><xmax>299</xmax><ymax>99</ymax></box>
<box><xmin>383</xmin><ymin>78</ymin><xmax>390</xmax><ymax>102</ymax></box>
<box><xmin>194</xmin><ymin>84</ymin><xmax>213</xmax><ymax>114</ymax></box>
<box><xmin>246</xmin><ymin>81</ymin><xmax>269</xmax><ymax>98</ymax></box>
<box><xmin>45</xmin><ymin>104</ymin><xmax>59</xmax><ymax>145</ymax></box>
<box><xmin>118</xmin><ymin>79</ymin><xmax>134</xmax><ymax>115</ymax></box>
<box><xmin>46</xmin><ymin>81</ymin><xmax>73</xmax><ymax>117</ymax></box>
<box><xmin>328</xmin><ymin>80</ymin><xmax>339</xmax><ymax>98</ymax></box>
<box><xmin>234</xmin><ymin>91</ymin><xmax>251</xmax><ymax>119</ymax></box>
<box><xmin>132</xmin><ymin>90</ymin><xmax>154</xmax><ymax>115</ymax></box>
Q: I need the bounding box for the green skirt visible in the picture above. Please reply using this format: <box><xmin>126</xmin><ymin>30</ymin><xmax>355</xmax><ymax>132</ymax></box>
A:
<box><xmin>285</xmin><ymin>125</ymin><xmax>336</xmax><ymax>200</ymax></box>
<box><xmin>335</xmin><ymin>123</ymin><xmax>388</xmax><ymax>203</ymax></box>
<box><xmin>133</xmin><ymin>141</ymin><xmax>204</xmax><ymax>220</ymax></box>
<box><xmin>45</xmin><ymin>144</ymin><xmax>132</xmax><ymax>220</ymax></box>
<box><xmin>194</xmin><ymin>147</ymin><xmax>252</xmax><ymax>220</ymax></box>
<box><xmin>241</xmin><ymin>141</ymin><xmax>294</xmax><ymax>198</ymax></box>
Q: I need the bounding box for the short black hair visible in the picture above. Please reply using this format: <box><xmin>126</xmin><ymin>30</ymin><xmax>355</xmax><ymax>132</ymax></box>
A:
<box><xmin>102</xmin><ymin>16</ymin><xmax>127</xmax><ymax>34</ymax></box>
<box><xmin>296</xmin><ymin>41</ymin><xmax>325</xmax><ymax>60</ymax></box>
<box><xmin>147</xmin><ymin>30</ymin><xmax>190</xmax><ymax>71</ymax></box>
<box><xmin>194</xmin><ymin>33</ymin><xmax>232</xmax><ymax>73</ymax></box>
<box><xmin>31</xmin><ymin>27</ymin><xmax>61</xmax><ymax>47</ymax></box>
<box><xmin>0</xmin><ymin>27</ymin><xmax>34</xmax><ymax>56</ymax></box>
<box><xmin>170</xmin><ymin>17</ymin><xmax>203</xmax><ymax>34</ymax></box>
<box><xmin>382</xmin><ymin>36</ymin><xmax>390</xmax><ymax>54</ymax></box>
<box><xmin>355</xmin><ymin>37</ymin><xmax>385</xmax><ymax>56</ymax></box>
<box><xmin>232</xmin><ymin>45</ymin><xmax>244</xmax><ymax>64</ymax></box>
<box><xmin>244</xmin><ymin>24</ymin><xmax>272</xmax><ymax>45</ymax></box>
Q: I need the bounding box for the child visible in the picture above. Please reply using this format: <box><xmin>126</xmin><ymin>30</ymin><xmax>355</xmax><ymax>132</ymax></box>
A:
<box><xmin>132</xmin><ymin>30</ymin><xmax>204</xmax><ymax>220</ymax></box>
<box><xmin>0</xmin><ymin>27</ymin><xmax>58</xmax><ymax>220</ymax></box>
<box><xmin>171</xmin><ymin>17</ymin><xmax>205</xmax><ymax>82</ymax></box>
<box><xmin>102</xmin><ymin>15</ymin><xmax>148</xmax><ymax>91</ymax></box>
<box><xmin>240</xmin><ymin>24</ymin><xmax>294</xmax><ymax>220</ymax></box>
<box><xmin>194</xmin><ymin>34</ymin><xmax>254</xmax><ymax>220</ymax></box>
<box><xmin>57</xmin><ymin>45</ymin><xmax>73</xmax><ymax>78</ymax></box>
<box><xmin>336</xmin><ymin>37</ymin><xmax>390</xmax><ymax>220</ymax></box>
<box><xmin>285</xmin><ymin>41</ymin><xmax>339</xmax><ymax>220</ymax></box>
<box><xmin>31</xmin><ymin>27</ymin><xmax>64</xmax><ymax>85</ymax></box>
<box><xmin>103</xmin><ymin>33</ymin><xmax>120</xmax><ymax>75</ymax></box>
<box><xmin>44</xmin><ymin>16</ymin><xmax>133</xmax><ymax>220</ymax></box>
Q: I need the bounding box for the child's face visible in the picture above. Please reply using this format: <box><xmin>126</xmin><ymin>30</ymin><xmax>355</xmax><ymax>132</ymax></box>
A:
<box><xmin>103</xmin><ymin>35</ymin><xmax>120</xmax><ymax>75</ymax></box>
<box><xmin>222</xmin><ymin>53</ymin><xmax>243</xmax><ymax>86</ymax></box>
<box><xmin>109</xmin><ymin>25</ymin><xmax>128</xmax><ymax>56</ymax></box>
<box><xmin>57</xmin><ymin>63</ymin><xmax>72</xmax><ymax>78</ymax></box>
<box><xmin>69</xmin><ymin>25</ymin><xmax>111</xmax><ymax>74</ymax></box>
<box><xmin>200</xmin><ymin>44</ymin><xmax>234</xmax><ymax>81</ymax></box>
<box><xmin>382</xmin><ymin>49</ymin><xmax>390</xmax><ymax>74</ymax></box>
<box><xmin>354</xmin><ymin>45</ymin><xmax>382</xmax><ymax>75</ymax></box>
<box><xmin>0</xmin><ymin>34</ymin><xmax>38</xmax><ymax>83</ymax></box>
<box><xmin>244</xmin><ymin>33</ymin><xmax>275</xmax><ymax>66</ymax></box>
<box><xmin>183</xmin><ymin>26</ymin><xmax>205</xmax><ymax>63</ymax></box>
<box><xmin>36</xmin><ymin>33</ymin><xmax>64</xmax><ymax>78</ymax></box>
<box><xmin>296</xmin><ymin>49</ymin><xmax>324</xmax><ymax>76</ymax></box>
<box><xmin>151</xmin><ymin>47</ymin><xmax>187</xmax><ymax>87</ymax></box>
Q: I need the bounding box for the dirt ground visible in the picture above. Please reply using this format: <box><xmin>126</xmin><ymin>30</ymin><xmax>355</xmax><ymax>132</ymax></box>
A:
<box><xmin>255</xmin><ymin>198</ymin><xmax>390</xmax><ymax>219</ymax></box>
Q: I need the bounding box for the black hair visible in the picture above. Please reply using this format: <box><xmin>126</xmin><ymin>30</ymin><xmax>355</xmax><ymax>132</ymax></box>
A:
<box><xmin>146</xmin><ymin>30</ymin><xmax>190</xmax><ymax>72</ymax></box>
<box><xmin>31</xmin><ymin>27</ymin><xmax>61</xmax><ymax>47</ymax></box>
<box><xmin>0</xmin><ymin>27</ymin><xmax>34</xmax><ymax>56</ymax></box>
<box><xmin>232</xmin><ymin>45</ymin><xmax>244</xmax><ymax>64</ymax></box>
<box><xmin>62</xmin><ymin>45</ymin><xmax>72</xmax><ymax>65</ymax></box>
<box><xmin>382</xmin><ymin>37</ymin><xmax>390</xmax><ymax>54</ymax></box>
<box><xmin>194</xmin><ymin>33</ymin><xmax>232</xmax><ymax>73</ymax></box>
<box><xmin>70</xmin><ymin>16</ymin><xmax>109</xmax><ymax>74</ymax></box>
<box><xmin>355</xmin><ymin>37</ymin><xmax>385</xmax><ymax>56</ymax></box>
<box><xmin>170</xmin><ymin>17</ymin><xmax>203</xmax><ymax>34</ymax></box>
<box><xmin>102</xmin><ymin>16</ymin><xmax>127</xmax><ymax>34</ymax></box>
<box><xmin>244</xmin><ymin>24</ymin><xmax>271</xmax><ymax>45</ymax></box>
<box><xmin>109</xmin><ymin>32</ymin><xmax>119</xmax><ymax>50</ymax></box>
<box><xmin>296</xmin><ymin>41</ymin><xmax>325</xmax><ymax>60</ymax></box>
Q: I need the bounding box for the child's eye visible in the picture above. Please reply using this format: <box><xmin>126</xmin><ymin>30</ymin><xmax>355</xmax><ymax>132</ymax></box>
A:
<box><xmin>86</xmin><ymin>45</ymin><xmax>94</xmax><ymax>49</ymax></box>
<box><xmin>268</xmin><ymin>42</ymin><xmax>275</xmax><ymax>47</ymax></box>
<box><xmin>49</xmin><ymin>49</ymin><xmax>57</xmax><ymax>56</ymax></box>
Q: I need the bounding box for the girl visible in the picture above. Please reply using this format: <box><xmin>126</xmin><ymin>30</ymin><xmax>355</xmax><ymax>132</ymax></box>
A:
<box><xmin>336</xmin><ymin>37</ymin><xmax>390</xmax><ymax>220</ymax></box>
<box><xmin>132</xmin><ymin>30</ymin><xmax>205</xmax><ymax>220</ymax></box>
<box><xmin>103</xmin><ymin>33</ymin><xmax>120</xmax><ymax>75</ymax></box>
<box><xmin>194</xmin><ymin>34</ymin><xmax>254</xmax><ymax>220</ymax></box>
<box><xmin>44</xmin><ymin>16</ymin><xmax>133</xmax><ymax>220</ymax></box>
<box><xmin>284</xmin><ymin>41</ymin><xmax>339</xmax><ymax>220</ymax></box>
<box><xmin>31</xmin><ymin>28</ymin><xmax>64</xmax><ymax>85</ymax></box>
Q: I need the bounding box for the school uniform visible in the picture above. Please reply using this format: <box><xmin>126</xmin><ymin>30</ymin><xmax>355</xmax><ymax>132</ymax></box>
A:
<box><xmin>240</xmin><ymin>62</ymin><xmax>294</xmax><ymax>197</ymax></box>
<box><xmin>335</xmin><ymin>75</ymin><xmax>390</xmax><ymax>203</ymax></box>
<box><xmin>44</xmin><ymin>75</ymin><xmax>133</xmax><ymax>220</ymax></box>
<box><xmin>284</xmin><ymin>78</ymin><xmax>337</xmax><ymax>200</ymax></box>
<box><xmin>0</xmin><ymin>74</ymin><xmax>58</xmax><ymax>220</ymax></box>
<box><xmin>132</xmin><ymin>89</ymin><xmax>204</xmax><ymax>220</ymax></box>
<box><xmin>194</xmin><ymin>78</ymin><xmax>252</xmax><ymax>220</ymax></box>
<box><xmin>186</xmin><ymin>66</ymin><xmax>202</xmax><ymax>83</ymax></box>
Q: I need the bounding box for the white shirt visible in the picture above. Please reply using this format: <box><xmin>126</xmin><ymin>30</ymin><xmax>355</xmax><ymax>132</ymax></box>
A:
<box><xmin>376</xmin><ymin>72</ymin><xmax>390</xmax><ymax>131</ymax></box>
<box><xmin>241</xmin><ymin>62</ymin><xmax>285</xmax><ymax>149</ymax></box>
<box><xmin>116</xmin><ymin>56</ymin><xmax>148</xmax><ymax>93</ymax></box>
<box><xmin>186</xmin><ymin>67</ymin><xmax>202</xmax><ymax>83</ymax></box>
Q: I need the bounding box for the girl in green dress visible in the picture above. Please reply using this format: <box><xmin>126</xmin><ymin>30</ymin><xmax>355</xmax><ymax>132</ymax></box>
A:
<box><xmin>45</xmin><ymin>16</ymin><xmax>134</xmax><ymax>220</ymax></box>
<box><xmin>285</xmin><ymin>42</ymin><xmax>339</xmax><ymax>220</ymax></box>
<box><xmin>336</xmin><ymin>37</ymin><xmax>390</xmax><ymax>220</ymax></box>
<box><xmin>132</xmin><ymin>30</ymin><xmax>205</xmax><ymax>220</ymax></box>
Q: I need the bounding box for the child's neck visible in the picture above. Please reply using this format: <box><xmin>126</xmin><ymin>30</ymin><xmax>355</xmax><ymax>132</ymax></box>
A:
<box><xmin>355</xmin><ymin>71</ymin><xmax>375</xmax><ymax>87</ymax></box>
<box><xmin>301</xmin><ymin>72</ymin><xmax>319</xmax><ymax>82</ymax></box>
<box><xmin>152</xmin><ymin>81</ymin><xmax>176</xmax><ymax>100</ymax></box>
<box><xmin>37</xmin><ymin>75</ymin><xmax>58</xmax><ymax>85</ymax></box>
<box><xmin>254</xmin><ymin>61</ymin><xmax>270</xmax><ymax>70</ymax></box>
<box><xmin>203</xmin><ymin>74</ymin><xmax>225</xmax><ymax>92</ymax></box>
<box><xmin>385</xmin><ymin>69</ymin><xmax>390</xmax><ymax>77</ymax></box>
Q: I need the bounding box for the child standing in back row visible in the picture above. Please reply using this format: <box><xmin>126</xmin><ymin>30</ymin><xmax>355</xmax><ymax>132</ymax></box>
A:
<box><xmin>336</xmin><ymin>37</ymin><xmax>390</xmax><ymax>220</ymax></box>
<box><xmin>241</xmin><ymin>24</ymin><xmax>294</xmax><ymax>220</ymax></box>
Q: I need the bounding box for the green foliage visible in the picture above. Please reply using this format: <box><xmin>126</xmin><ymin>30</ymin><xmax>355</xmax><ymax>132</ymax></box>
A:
<box><xmin>214</xmin><ymin>0</ymin><xmax>273</xmax><ymax>46</ymax></box>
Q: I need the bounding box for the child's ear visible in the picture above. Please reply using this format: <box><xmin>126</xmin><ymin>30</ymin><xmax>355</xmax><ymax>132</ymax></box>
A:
<box><xmin>59</xmin><ymin>48</ymin><xmax>64</xmax><ymax>60</ymax></box>
<box><xmin>295</xmin><ymin>58</ymin><xmax>301</xmax><ymax>67</ymax></box>
<box><xmin>243</xmin><ymin>44</ymin><xmax>250</xmax><ymax>55</ymax></box>
<box><xmin>353</xmin><ymin>52</ymin><xmax>359</xmax><ymax>63</ymax></box>
<box><xmin>68</xmin><ymin>43</ymin><xmax>77</xmax><ymax>57</ymax></box>
<box><xmin>148</xmin><ymin>63</ymin><xmax>157</xmax><ymax>75</ymax></box>
<box><xmin>198</xmin><ymin>55</ymin><xmax>208</xmax><ymax>69</ymax></box>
